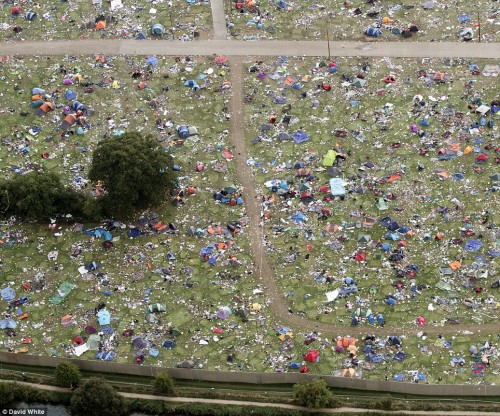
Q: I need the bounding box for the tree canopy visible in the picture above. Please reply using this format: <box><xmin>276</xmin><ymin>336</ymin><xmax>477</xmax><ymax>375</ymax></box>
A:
<box><xmin>69</xmin><ymin>377</ymin><xmax>126</xmax><ymax>416</ymax></box>
<box><xmin>88</xmin><ymin>132</ymin><xmax>176</xmax><ymax>217</ymax></box>
<box><xmin>0</xmin><ymin>171</ymin><xmax>84</xmax><ymax>220</ymax></box>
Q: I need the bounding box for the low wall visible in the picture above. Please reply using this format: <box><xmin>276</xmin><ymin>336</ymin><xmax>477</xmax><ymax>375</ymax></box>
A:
<box><xmin>1</xmin><ymin>352</ymin><xmax>498</xmax><ymax>396</ymax></box>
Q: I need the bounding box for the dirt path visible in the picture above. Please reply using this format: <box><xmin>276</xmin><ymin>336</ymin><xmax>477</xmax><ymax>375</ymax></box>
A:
<box><xmin>3</xmin><ymin>380</ymin><xmax>498</xmax><ymax>415</ymax></box>
<box><xmin>227</xmin><ymin>57</ymin><xmax>500</xmax><ymax>339</ymax></box>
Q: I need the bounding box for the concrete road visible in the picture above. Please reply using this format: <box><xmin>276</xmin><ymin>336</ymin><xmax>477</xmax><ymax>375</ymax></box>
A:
<box><xmin>1</xmin><ymin>39</ymin><xmax>499</xmax><ymax>58</ymax></box>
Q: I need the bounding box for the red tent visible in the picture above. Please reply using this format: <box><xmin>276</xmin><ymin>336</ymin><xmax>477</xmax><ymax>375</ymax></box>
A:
<box><xmin>354</xmin><ymin>251</ymin><xmax>366</xmax><ymax>262</ymax></box>
<box><xmin>476</xmin><ymin>153</ymin><xmax>488</xmax><ymax>163</ymax></box>
<box><xmin>304</xmin><ymin>349</ymin><xmax>320</xmax><ymax>362</ymax></box>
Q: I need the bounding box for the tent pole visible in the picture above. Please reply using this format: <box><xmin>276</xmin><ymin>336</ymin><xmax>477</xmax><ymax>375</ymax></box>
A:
<box><xmin>326</xmin><ymin>19</ymin><xmax>331</xmax><ymax>60</ymax></box>
<box><xmin>477</xmin><ymin>12</ymin><xmax>481</xmax><ymax>43</ymax></box>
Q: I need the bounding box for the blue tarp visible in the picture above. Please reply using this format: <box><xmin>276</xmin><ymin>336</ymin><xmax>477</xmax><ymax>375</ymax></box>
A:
<box><xmin>97</xmin><ymin>309</ymin><xmax>111</xmax><ymax>325</ymax></box>
<box><xmin>146</xmin><ymin>56</ymin><xmax>158</xmax><ymax>67</ymax></box>
<box><xmin>291</xmin><ymin>212</ymin><xmax>305</xmax><ymax>223</ymax></box>
<box><xmin>464</xmin><ymin>240</ymin><xmax>483</xmax><ymax>252</ymax></box>
<box><xmin>290</xmin><ymin>130</ymin><xmax>309</xmax><ymax>144</ymax></box>
<box><xmin>0</xmin><ymin>318</ymin><xmax>16</xmax><ymax>329</ymax></box>
<box><xmin>329</xmin><ymin>178</ymin><xmax>346</xmax><ymax>196</ymax></box>
<box><xmin>1</xmin><ymin>287</ymin><xmax>16</xmax><ymax>302</ymax></box>
<box><xmin>289</xmin><ymin>362</ymin><xmax>301</xmax><ymax>369</ymax></box>
<box><xmin>95</xmin><ymin>351</ymin><xmax>115</xmax><ymax>360</ymax></box>
<box><xmin>365</xmin><ymin>27</ymin><xmax>382</xmax><ymax>37</ymax></box>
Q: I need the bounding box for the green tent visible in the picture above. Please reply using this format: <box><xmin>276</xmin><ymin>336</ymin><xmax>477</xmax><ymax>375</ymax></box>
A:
<box><xmin>148</xmin><ymin>303</ymin><xmax>166</xmax><ymax>313</ymax></box>
<box><xmin>376</xmin><ymin>198</ymin><xmax>388</xmax><ymax>211</ymax></box>
<box><xmin>436</xmin><ymin>280</ymin><xmax>452</xmax><ymax>291</ymax></box>
<box><xmin>86</xmin><ymin>334</ymin><xmax>101</xmax><ymax>351</ymax></box>
<box><xmin>49</xmin><ymin>282</ymin><xmax>75</xmax><ymax>305</ymax></box>
<box><xmin>357</xmin><ymin>234</ymin><xmax>372</xmax><ymax>243</ymax></box>
<box><xmin>490</xmin><ymin>172</ymin><xmax>500</xmax><ymax>182</ymax></box>
<box><xmin>322</xmin><ymin>150</ymin><xmax>338</xmax><ymax>167</ymax></box>
<box><xmin>224</xmin><ymin>184</ymin><xmax>238</xmax><ymax>194</ymax></box>
<box><xmin>351</xmin><ymin>79</ymin><xmax>367</xmax><ymax>88</ymax></box>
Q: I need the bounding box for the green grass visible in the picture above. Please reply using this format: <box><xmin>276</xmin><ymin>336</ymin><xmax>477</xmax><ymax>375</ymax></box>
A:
<box><xmin>242</xmin><ymin>55</ymin><xmax>499</xmax><ymax>381</ymax></box>
<box><xmin>0</xmin><ymin>0</ymin><xmax>212</xmax><ymax>42</ymax></box>
<box><xmin>227</xmin><ymin>0</ymin><xmax>500</xmax><ymax>42</ymax></box>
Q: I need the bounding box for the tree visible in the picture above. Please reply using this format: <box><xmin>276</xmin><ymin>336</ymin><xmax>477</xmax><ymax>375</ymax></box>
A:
<box><xmin>0</xmin><ymin>171</ymin><xmax>84</xmax><ymax>220</ymax></box>
<box><xmin>54</xmin><ymin>361</ymin><xmax>81</xmax><ymax>388</ymax></box>
<box><xmin>88</xmin><ymin>132</ymin><xmax>176</xmax><ymax>217</ymax></box>
<box><xmin>69</xmin><ymin>377</ymin><xmax>126</xmax><ymax>416</ymax></box>
<box><xmin>153</xmin><ymin>372</ymin><xmax>175</xmax><ymax>396</ymax></box>
<box><xmin>293</xmin><ymin>379</ymin><xmax>334</xmax><ymax>408</ymax></box>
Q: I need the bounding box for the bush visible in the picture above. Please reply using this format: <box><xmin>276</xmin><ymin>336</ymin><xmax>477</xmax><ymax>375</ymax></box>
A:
<box><xmin>54</xmin><ymin>362</ymin><xmax>82</xmax><ymax>388</ymax></box>
<box><xmin>153</xmin><ymin>372</ymin><xmax>176</xmax><ymax>396</ymax></box>
<box><xmin>293</xmin><ymin>379</ymin><xmax>334</xmax><ymax>408</ymax></box>
<box><xmin>69</xmin><ymin>377</ymin><xmax>126</xmax><ymax>416</ymax></box>
<box><xmin>0</xmin><ymin>383</ymin><xmax>15</xmax><ymax>406</ymax></box>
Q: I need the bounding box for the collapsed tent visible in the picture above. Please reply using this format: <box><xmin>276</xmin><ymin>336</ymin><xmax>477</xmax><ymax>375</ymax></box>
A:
<box><xmin>49</xmin><ymin>282</ymin><xmax>75</xmax><ymax>304</ymax></box>
<box><xmin>151</xmin><ymin>23</ymin><xmax>165</xmax><ymax>35</ymax></box>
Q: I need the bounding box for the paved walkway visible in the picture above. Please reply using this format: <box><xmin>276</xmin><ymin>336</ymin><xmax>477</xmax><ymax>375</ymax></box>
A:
<box><xmin>1</xmin><ymin>39</ymin><xmax>499</xmax><ymax>58</ymax></box>
<box><xmin>210</xmin><ymin>0</ymin><xmax>227</xmax><ymax>40</ymax></box>
<box><xmin>4</xmin><ymin>380</ymin><xmax>499</xmax><ymax>415</ymax></box>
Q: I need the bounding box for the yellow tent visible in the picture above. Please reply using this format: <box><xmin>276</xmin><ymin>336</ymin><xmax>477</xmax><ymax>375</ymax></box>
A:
<box><xmin>250</xmin><ymin>303</ymin><xmax>262</xmax><ymax>312</ymax></box>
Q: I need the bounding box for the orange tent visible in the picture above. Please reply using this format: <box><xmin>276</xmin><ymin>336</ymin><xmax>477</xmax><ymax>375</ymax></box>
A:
<box><xmin>386</xmin><ymin>174</ymin><xmax>400</xmax><ymax>183</ymax></box>
<box><xmin>95</xmin><ymin>20</ymin><xmax>106</xmax><ymax>30</ymax></box>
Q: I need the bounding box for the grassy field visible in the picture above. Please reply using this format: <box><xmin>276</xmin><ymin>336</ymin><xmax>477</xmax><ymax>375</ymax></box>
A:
<box><xmin>0</xmin><ymin>54</ymin><xmax>266</xmax><ymax>372</ymax></box>
<box><xmin>0</xmin><ymin>0</ymin><xmax>212</xmax><ymax>41</ymax></box>
<box><xmin>242</xmin><ymin>55</ymin><xmax>500</xmax><ymax>382</ymax></box>
<box><xmin>227</xmin><ymin>0</ymin><xmax>500</xmax><ymax>42</ymax></box>
<box><xmin>0</xmin><ymin>53</ymin><xmax>499</xmax><ymax>385</ymax></box>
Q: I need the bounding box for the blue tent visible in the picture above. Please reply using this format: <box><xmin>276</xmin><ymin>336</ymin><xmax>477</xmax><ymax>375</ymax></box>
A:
<box><xmin>291</xmin><ymin>212</ymin><xmax>305</xmax><ymax>223</ymax></box>
<box><xmin>381</xmin><ymin>243</ymin><xmax>392</xmax><ymax>252</ymax></box>
<box><xmin>151</xmin><ymin>23</ymin><xmax>165</xmax><ymax>35</ymax></box>
<box><xmin>149</xmin><ymin>348</ymin><xmax>159</xmax><ymax>357</ymax></box>
<box><xmin>97</xmin><ymin>309</ymin><xmax>111</xmax><ymax>325</ymax></box>
<box><xmin>128</xmin><ymin>228</ymin><xmax>142</xmax><ymax>238</ymax></box>
<box><xmin>290</xmin><ymin>130</ymin><xmax>309</xmax><ymax>144</ymax></box>
<box><xmin>71</xmin><ymin>101</ymin><xmax>86</xmax><ymax>112</ymax></box>
<box><xmin>379</xmin><ymin>217</ymin><xmax>399</xmax><ymax>231</ymax></box>
<box><xmin>464</xmin><ymin>240</ymin><xmax>482</xmax><ymax>252</ymax></box>
<box><xmin>393</xmin><ymin>374</ymin><xmax>405</xmax><ymax>382</ymax></box>
<box><xmin>25</xmin><ymin>12</ymin><xmax>37</xmax><ymax>20</ymax></box>
<box><xmin>289</xmin><ymin>362</ymin><xmax>301</xmax><ymax>369</ymax></box>
<box><xmin>0</xmin><ymin>318</ymin><xmax>16</xmax><ymax>329</ymax></box>
<box><xmin>135</xmin><ymin>32</ymin><xmax>146</xmax><ymax>40</ymax></box>
<box><xmin>178</xmin><ymin>125</ymin><xmax>189</xmax><ymax>138</ymax></box>
<box><xmin>385</xmin><ymin>297</ymin><xmax>397</xmax><ymax>305</ymax></box>
<box><xmin>384</xmin><ymin>232</ymin><xmax>400</xmax><ymax>241</ymax></box>
<box><xmin>65</xmin><ymin>90</ymin><xmax>77</xmax><ymax>100</ymax></box>
<box><xmin>32</xmin><ymin>88</ymin><xmax>45</xmax><ymax>95</ymax></box>
<box><xmin>162</xmin><ymin>339</ymin><xmax>176</xmax><ymax>349</ymax></box>
<box><xmin>365</xmin><ymin>27</ymin><xmax>382</xmax><ymax>37</ymax></box>
<box><xmin>0</xmin><ymin>287</ymin><xmax>16</xmax><ymax>302</ymax></box>
<box><xmin>183</xmin><ymin>80</ymin><xmax>199</xmax><ymax>91</ymax></box>
<box><xmin>146</xmin><ymin>56</ymin><xmax>158</xmax><ymax>67</ymax></box>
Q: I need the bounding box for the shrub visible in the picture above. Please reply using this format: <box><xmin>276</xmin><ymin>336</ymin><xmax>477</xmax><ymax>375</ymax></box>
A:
<box><xmin>293</xmin><ymin>379</ymin><xmax>334</xmax><ymax>408</ymax></box>
<box><xmin>153</xmin><ymin>372</ymin><xmax>176</xmax><ymax>396</ymax></box>
<box><xmin>54</xmin><ymin>362</ymin><xmax>82</xmax><ymax>388</ymax></box>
